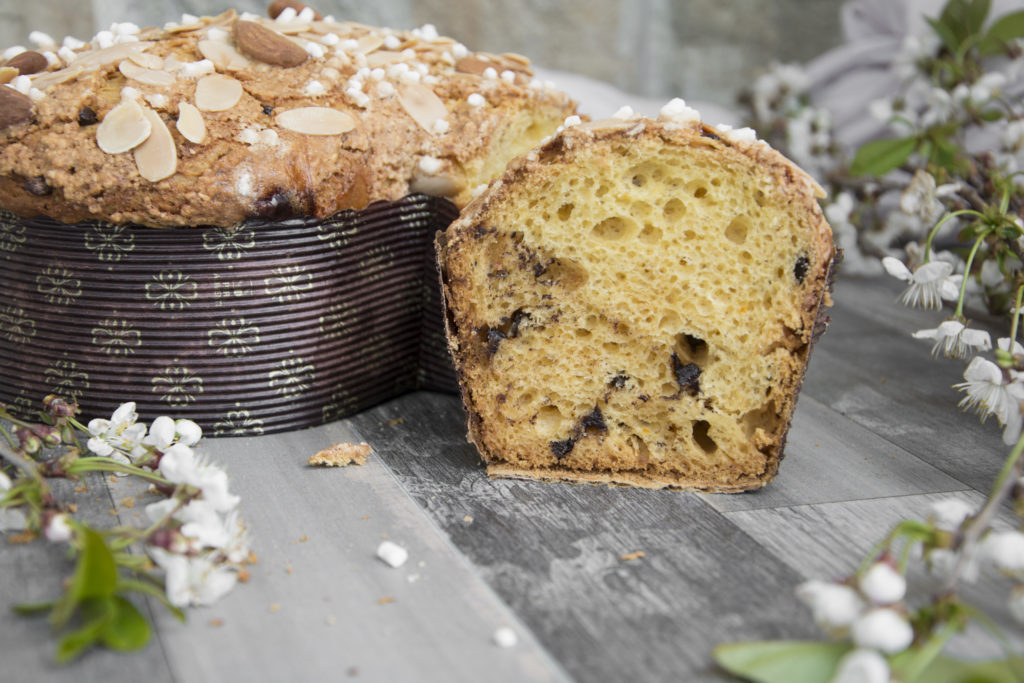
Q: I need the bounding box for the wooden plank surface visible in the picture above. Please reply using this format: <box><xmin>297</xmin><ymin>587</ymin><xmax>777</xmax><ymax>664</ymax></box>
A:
<box><xmin>2</xmin><ymin>273</ymin><xmax>1020</xmax><ymax>682</ymax></box>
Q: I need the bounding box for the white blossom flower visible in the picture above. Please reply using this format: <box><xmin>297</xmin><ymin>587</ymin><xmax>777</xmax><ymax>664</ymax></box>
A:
<box><xmin>175</xmin><ymin>419</ymin><xmax>202</xmax><ymax>446</ymax></box>
<box><xmin>956</xmin><ymin>356</ymin><xmax>1024</xmax><ymax>444</ymax></box>
<box><xmin>982</xmin><ymin>530</ymin><xmax>1024</xmax><ymax>576</ymax></box>
<box><xmin>851</xmin><ymin>608</ymin><xmax>914</xmax><ymax>654</ymax></box>
<box><xmin>859</xmin><ymin>562</ymin><xmax>906</xmax><ymax>605</ymax></box>
<box><xmin>930</xmin><ymin>498</ymin><xmax>974</xmax><ymax>531</ymax></box>
<box><xmin>44</xmin><ymin>513</ymin><xmax>72</xmax><ymax>543</ymax></box>
<box><xmin>0</xmin><ymin>470</ymin><xmax>11</xmax><ymax>491</ymax></box>
<box><xmin>149</xmin><ymin>548</ymin><xmax>238</xmax><ymax>607</ymax></box>
<box><xmin>157</xmin><ymin>444</ymin><xmax>239</xmax><ymax>512</ymax></box>
<box><xmin>924</xmin><ymin>547</ymin><xmax>980</xmax><ymax>583</ymax></box>
<box><xmin>900</xmin><ymin>170</ymin><xmax>958</xmax><ymax>226</ymax></box>
<box><xmin>831</xmin><ymin>648</ymin><xmax>890</xmax><ymax>683</ymax></box>
<box><xmin>86</xmin><ymin>402</ymin><xmax>147</xmax><ymax>461</ymax></box>
<box><xmin>998</xmin><ymin>337</ymin><xmax>1024</xmax><ymax>356</ymax></box>
<box><xmin>145</xmin><ymin>416</ymin><xmax>176</xmax><ymax>450</ymax></box>
<box><xmin>882</xmin><ymin>258</ymin><xmax>961</xmax><ymax>309</ymax></box>
<box><xmin>913</xmin><ymin>320</ymin><xmax>991</xmax><ymax>358</ymax></box>
<box><xmin>159</xmin><ymin>443</ymin><xmax>196</xmax><ymax>483</ymax></box>
<box><xmin>796</xmin><ymin>580</ymin><xmax>865</xmax><ymax>633</ymax></box>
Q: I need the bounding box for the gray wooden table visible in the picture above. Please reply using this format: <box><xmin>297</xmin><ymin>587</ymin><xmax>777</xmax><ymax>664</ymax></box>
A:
<box><xmin>2</xmin><ymin>274</ymin><xmax>1022</xmax><ymax>683</ymax></box>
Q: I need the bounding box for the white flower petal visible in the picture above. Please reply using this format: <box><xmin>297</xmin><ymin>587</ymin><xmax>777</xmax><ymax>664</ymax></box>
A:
<box><xmin>831</xmin><ymin>648</ymin><xmax>890</xmax><ymax>683</ymax></box>
<box><xmin>796</xmin><ymin>580</ymin><xmax>865</xmax><ymax>632</ymax></box>
<box><xmin>175</xmin><ymin>419</ymin><xmax>202</xmax><ymax>446</ymax></box>
<box><xmin>882</xmin><ymin>257</ymin><xmax>912</xmax><ymax>281</ymax></box>
<box><xmin>159</xmin><ymin>443</ymin><xmax>196</xmax><ymax>484</ymax></box>
<box><xmin>147</xmin><ymin>416</ymin><xmax>176</xmax><ymax>449</ymax></box>
<box><xmin>87</xmin><ymin>436</ymin><xmax>114</xmax><ymax>457</ymax></box>
<box><xmin>859</xmin><ymin>562</ymin><xmax>906</xmax><ymax>605</ymax></box>
<box><xmin>44</xmin><ymin>513</ymin><xmax>72</xmax><ymax>543</ymax></box>
<box><xmin>998</xmin><ymin>338</ymin><xmax>1024</xmax><ymax>356</ymax></box>
<box><xmin>0</xmin><ymin>470</ymin><xmax>11</xmax><ymax>491</ymax></box>
<box><xmin>851</xmin><ymin>608</ymin><xmax>914</xmax><ymax>654</ymax></box>
<box><xmin>930</xmin><ymin>498</ymin><xmax>973</xmax><ymax>531</ymax></box>
<box><xmin>983</xmin><ymin>530</ymin><xmax>1024</xmax><ymax>574</ymax></box>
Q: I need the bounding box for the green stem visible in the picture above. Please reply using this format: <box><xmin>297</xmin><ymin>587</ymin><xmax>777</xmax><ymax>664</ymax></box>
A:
<box><xmin>0</xmin><ymin>424</ymin><xmax>18</xmax><ymax>450</ymax></box>
<box><xmin>953</xmin><ymin>233</ymin><xmax>988</xmax><ymax>319</ymax></box>
<box><xmin>1010</xmin><ymin>284</ymin><xmax>1024</xmax><ymax>349</ymax></box>
<box><xmin>66</xmin><ymin>458</ymin><xmax>168</xmax><ymax>487</ymax></box>
<box><xmin>898</xmin><ymin>617</ymin><xmax>963</xmax><ymax>683</ymax></box>
<box><xmin>923</xmin><ymin>209</ymin><xmax>985</xmax><ymax>260</ymax></box>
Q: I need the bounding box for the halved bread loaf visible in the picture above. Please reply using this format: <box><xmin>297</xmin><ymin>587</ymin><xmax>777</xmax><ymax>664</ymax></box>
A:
<box><xmin>437</xmin><ymin>104</ymin><xmax>835</xmax><ymax>491</ymax></box>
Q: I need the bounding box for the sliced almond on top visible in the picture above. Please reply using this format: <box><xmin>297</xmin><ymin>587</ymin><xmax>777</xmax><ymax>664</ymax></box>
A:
<box><xmin>176</xmin><ymin>102</ymin><xmax>206</xmax><ymax>143</ymax></box>
<box><xmin>354</xmin><ymin>34</ymin><xmax>385</xmax><ymax>55</ymax></box>
<box><xmin>194</xmin><ymin>73</ymin><xmax>243</xmax><ymax>111</ymax></box>
<box><xmin>233</xmin><ymin>19</ymin><xmax>308</xmax><ymax>67</ymax></box>
<box><xmin>71</xmin><ymin>42</ymin><xmax>153</xmax><ymax>70</ymax></box>
<box><xmin>134</xmin><ymin>107</ymin><xmax>177</xmax><ymax>182</ymax></box>
<box><xmin>365</xmin><ymin>50</ymin><xmax>413</xmax><ymax>68</ymax></box>
<box><xmin>118</xmin><ymin>59</ymin><xmax>175</xmax><ymax>86</ymax></box>
<box><xmin>0</xmin><ymin>87</ymin><xmax>34</xmax><ymax>129</ymax></box>
<box><xmin>128</xmin><ymin>51</ymin><xmax>165</xmax><ymax>70</ymax></box>
<box><xmin>0</xmin><ymin>66</ymin><xmax>18</xmax><ymax>84</ymax></box>
<box><xmin>96</xmin><ymin>98</ymin><xmax>152</xmax><ymax>154</ymax></box>
<box><xmin>5</xmin><ymin>50</ymin><xmax>48</xmax><ymax>75</ymax></box>
<box><xmin>276</xmin><ymin>106</ymin><xmax>356</xmax><ymax>135</ymax></box>
<box><xmin>197</xmin><ymin>40</ymin><xmax>251</xmax><ymax>71</ymax></box>
<box><xmin>397</xmin><ymin>82</ymin><xmax>448</xmax><ymax>133</ymax></box>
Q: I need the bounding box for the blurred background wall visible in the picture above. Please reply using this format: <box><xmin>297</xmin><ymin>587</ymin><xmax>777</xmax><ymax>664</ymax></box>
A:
<box><xmin>0</xmin><ymin>0</ymin><xmax>846</xmax><ymax>108</ymax></box>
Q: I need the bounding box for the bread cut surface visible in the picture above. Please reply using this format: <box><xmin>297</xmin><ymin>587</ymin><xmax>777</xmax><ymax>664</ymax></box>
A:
<box><xmin>439</xmin><ymin>113</ymin><xmax>835</xmax><ymax>491</ymax></box>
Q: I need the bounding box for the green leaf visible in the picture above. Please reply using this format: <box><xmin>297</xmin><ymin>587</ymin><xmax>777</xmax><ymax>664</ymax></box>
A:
<box><xmin>54</xmin><ymin>598</ymin><xmax>113</xmax><ymax>664</ymax></box>
<box><xmin>51</xmin><ymin>525</ymin><xmax>117</xmax><ymax>630</ymax></box>
<box><xmin>928</xmin><ymin>15</ymin><xmax>962</xmax><ymax>52</ymax></box>
<box><xmin>892</xmin><ymin>652</ymin><xmax>1024</xmax><ymax>683</ymax></box>
<box><xmin>980</xmin><ymin>10</ymin><xmax>1024</xmax><ymax>54</ymax></box>
<box><xmin>713</xmin><ymin>640</ymin><xmax>851</xmax><ymax>683</ymax></box>
<box><xmin>963</xmin><ymin>0</ymin><xmax>992</xmax><ymax>37</ymax></box>
<box><xmin>850</xmin><ymin>137</ymin><xmax>918</xmax><ymax>177</ymax></box>
<box><xmin>12</xmin><ymin>600</ymin><xmax>55</xmax><ymax>616</ymax></box>
<box><xmin>99</xmin><ymin>597</ymin><xmax>150</xmax><ymax>652</ymax></box>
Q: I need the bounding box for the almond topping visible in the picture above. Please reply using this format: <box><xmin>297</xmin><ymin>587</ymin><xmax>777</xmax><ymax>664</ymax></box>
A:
<box><xmin>454</xmin><ymin>56</ymin><xmax>493</xmax><ymax>76</ymax></box>
<box><xmin>365</xmin><ymin>50</ymin><xmax>414</xmax><ymax>68</ymax></box>
<box><xmin>70</xmin><ymin>42</ymin><xmax>153</xmax><ymax>70</ymax></box>
<box><xmin>397</xmin><ymin>82</ymin><xmax>448</xmax><ymax>133</ymax></box>
<box><xmin>118</xmin><ymin>59</ymin><xmax>175</xmax><ymax>86</ymax></box>
<box><xmin>0</xmin><ymin>87</ymin><xmax>34</xmax><ymax>129</ymax></box>
<box><xmin>354</xmin><ymin>34</ymin><xmax>385</xmax><ymax>55</ymax></box>
<box><xmin>0</xmin><ymin>67</ymin><xmax>18</xmax><ymax>85</ymax></box>
<box><xmin>5</xmin><ymin>50</ymin><xmax>48</xmax><ymax>75</ymax></box>
<box><xmin>197</xmin><ymin>40</ymin><xmax>251</xmax><ymax>71</ymax></box>
<box><xmin>96</xmin><ymin>99</ymin><xmax>152</xmax><ymax>154</ymax></box>
<box><xmin>134</xmin><ymin>107</ymin><xmax>177</xmax><ymax>182</ymax></box>
<box><xmin>176</xmin><ymin>102</ymin><xmax>206</xmax><ymax>143</ymax></box>
<box><xmin>195</xmin><ymin>73</ymin><xmax>243</xmax><ymax>111</ymax></box>
<box><xmin>128</xmin><ymin>52</ymin><xmax>165</xmax><ymax>70</ymax></box>
<box><xmin>233</xmin><ymin>20</ymin><xmax>308</xmax><ymax>67</ymax></box>
<box><xmin>276</xmin><ymin>106</ymin><xmax>356</xmax><ymax>135</ymax></box>
<box><xmin>268</xmin><ymin>0</ymin><xmax>323</xmax><ymax>20</ymax></box>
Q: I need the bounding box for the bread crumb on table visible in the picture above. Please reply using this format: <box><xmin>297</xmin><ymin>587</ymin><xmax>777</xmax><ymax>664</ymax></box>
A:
<box><xmin>308</xmin><ymin>442</ymin><xmax>372</xmax><ymax>467</ymax></box>
<box><xmin>620</xmin><ymin>550</ymin><xmax>646</xmax><ymax>561</ymax></box>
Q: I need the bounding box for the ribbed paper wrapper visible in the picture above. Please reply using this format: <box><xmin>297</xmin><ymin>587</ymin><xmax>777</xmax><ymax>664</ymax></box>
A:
<box><xmin>0</xmin><ymin>195</ymin><xmax>459</xmax><ymax>435</ymax></box>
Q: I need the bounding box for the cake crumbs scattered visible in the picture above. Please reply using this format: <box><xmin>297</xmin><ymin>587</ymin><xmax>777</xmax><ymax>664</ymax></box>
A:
<box><xmin>377</xmin><ymin>540</ymin><xmax>408</xmax><ymax>568</ymax></box>
<box><xmin>209</xmin><ymin>618</ymin><xmax>224</xmax><ymax>627</ymax></box>
<box><xmin>74</xmin><ymin>485</ymin><xmax>87</xmax><ymax>493</ymax></box>
<box><xmin>298</xmin><ymin>535</ymin><xmax>309</xmax><ymax>543</ymax></box>
<box><xmin>237</xmin><ymin>569</ymin><xmax>251</xmax><ymax>583</ymax></box>
<box><xmin>6</xmin><ymin>530</ymin><xmax>37</xmax><ymax>544</ymax></box>
<box><xmin>326</xmin><ymin>616</ymin><xmax>337</xmax><ymax>626</ymax></box>
<box><xmin>308</xmin><ymin>442</ymin><xmax>372</xmax><ymax>467</ymax></box>
<box><xmin>285</xmin><ymin>565</ymin><xmax>293</xmax><ymax>575</ymax></box>
<box><xmin>120</xmin><ymin>497</ymin><xmax>135</xmax><ymax>508</ymax></box>
<box><xmin>346</xmin><ymin>666</ymin><xmax>359</xmax><ymax>677</ymax></box>
<box><xmin>108</xmin><ymin>475</ymin><xmax>118</xmax><ymax>484</ymax></box>
<box><xmin>361</xmin><ymin>515</ymin><xmax>371</xmax><ymax>520</ymax></box>
<box><xmin>386</xmin><ymin>417</ymin><xmax>405</xmax><ymax>426</ymax></box>
<box><xmin>493</xmin><ymin>627</ymin><xmax>518</xmax><ymax>648</ymax></box>
<box><xmin>620</xmin><ymin>550</ymin><xmax>646</xmax><ymax>561</ymax></box>
<box><xmin>377</xmin><ymin>596</ymin><xmax>395</xmax><ymax>605</ymax></box>
<box><xmin>269</xmin><ymin>603</ymin><xmax>281</xmax><ymax>613</ymax></box>
<box><xmin>463</xmin><ymin>515</ymin><xmax>473</xmax><ymax>523</ymax></box>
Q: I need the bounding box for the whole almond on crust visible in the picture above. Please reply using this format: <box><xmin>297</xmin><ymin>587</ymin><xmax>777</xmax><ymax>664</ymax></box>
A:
<box><xmin>233</xmin><ymin>20</ymin><xmax>308</xmax><ymax>68</ymax></box>
<box><xmin>95</xmin><ymin>99</ymin><xmax>152</xmax><ymax>154</ymax></box>
<box><xmin>6</xmin><ymin>50</ymin><xmax>48</xmax><ymax>75</ymax></box>
<box><xmin>0</xmin><ymin>87</ymin><xmax>34</xmax><ymax>129</ymax></box>
<box><xmin>277</xmin><ymin>106</ymin><xmax>356</xmax><ymax>135</ymax></box>
<box><xmin>268</xmin><ymin>0</ymin><xmax>323</xmax><ymax>20</ymax></box>
<box><xmin>454</xmin><ymin>56</ymin><xmax>493</xmax><ymax>76</ymax></box>
<box><xmin>195</xmin><ymin>73</ymin><xmax>243</xmax><ymax>111</ymax></box>
<box><xmin>134</xmin><ymin>107</ymin><xmax>177</xmax><ymax>182</ymax></box>
<box><xmin>176</xmin><ymin>102</ymin><xmax>206</xmax><ymax>143</ymax></box>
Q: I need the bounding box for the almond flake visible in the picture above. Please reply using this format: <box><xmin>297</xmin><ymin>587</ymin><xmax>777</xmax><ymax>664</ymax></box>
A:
<box><xmin>397</xmin><ymin>82</ymin><xmax>448</xmax><ymax>133</ymax></box>
<box><xmin>276</xmin><ymin>106</ymin><xmax>356</xmax><ymax>135</ymax></box>
<box><xmin>365</xmin><ymin>50</ymin><xmax>413</xmax><ymax>68</ymax></box>
<box><xmin>409</xmin><ymin>174</ymin><xmax>462</xmax><ymax>197</ymax></box>
<box><xmin>70</xmin><ymin>42</ymin><xmax>153</xmax><ymax>70</ymax></box>
<box><xmin>118</xmin><ymin>59</ymin><xmax>175</xmax><ymax>86</ymax></box>
<box><xmin>30</xmin><ymin>65</ymin><xmax>84</xmax><ymax>91</ymax></box>
<box><xmin>0</xmin><ymin>66</ymin><xmax>17</xmax><ymax>84</ymax></box>
<box><xmin>134</xmin><ymin>107</ymin><xmax>177</xmax><ymax>181</ymax></box>
<box><xmin>197</xmin><ymin>40</ymin><xmax>251</xmax><ymax>71</ymax></box>
<box><xmin>96</xmin><ymin>99</ymin><xmax>151</xmax><ymax>154</ymax></box>
<box><xmin>195</xmin><ymin>73</ymin><xmax>243</xmax><ymax>111</ymax></box>
<box><xmin>354</xmin><ymin>34</ymin><xmax>385</xmax><ymax>55</ymax></box>
<box><xmin>176</xmin><ymin>102</ymin><xmax>206</xmax><ymax>143</ymax></box>
<box><xmin>234</xmin><ymin>20</ymin><xmax>308</xmax><ymax>67</ymax></box>
<box><xmin>128</xmin><ymin>52</ymin><xmax>164</xmax><ymax>70</ymax></box>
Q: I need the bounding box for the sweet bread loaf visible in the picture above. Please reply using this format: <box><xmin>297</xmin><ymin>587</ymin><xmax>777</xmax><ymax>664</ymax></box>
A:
<box><xmin>0</xmin><ymin>7</ymin><xmax>574</xmax><ymax>227</ymax></box>
<box><xmin>438</xmin><ymin>104</ymin><xmax>836</xmax><ymax>491</ymax></box>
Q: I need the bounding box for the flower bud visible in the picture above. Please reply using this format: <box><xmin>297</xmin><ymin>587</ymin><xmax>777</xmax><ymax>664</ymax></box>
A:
<box><xmin>43</xmin><ymin>512</ymin><xmax>72</xmax><ymax>543</ymax></box>
<box><xmin>831</xmin><ymin>648</ymin><xmax>890</xmax><ymax>683</ymax></box>
<box><xmin>982</xmin><ymin>530</ymin><xmax>1024</xmax><ymax>575</ymax></box>
<box><xmin>16</xmin><ymin>428</ymin><xmax>42</xmax><ymax>455</ymax></box>
<box><xmin>852</xmin><ymin>608</ymin><xmax>914</xmax><ymax>654</ymax></box>
<box><xmin>796</xmin><ymin>580</ymin><xmax>864</xmax><ymax>633</ymax></box>
<box><xmin>43</xmin><ymin>394</ymin><xmax>79</xmax><ymax>418</ymax></box>
<box><xmin>32</xmin><ymin>424</ymin><xmax>63</xmax><ymax>447</ymax></box>
<box><xmin>859</xmin><ymin>562</ymin><xmax>906</xmax><ymax>605</ymax></box>
<box><xmin>175</xmin><ymin>419</ymin><xmax>202</xmax><ymax>446</ymax></box>
<box><xmin>929</xmin><ymin>498</ymin><xmax>974</xmax><ymax>531</ymax></box>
